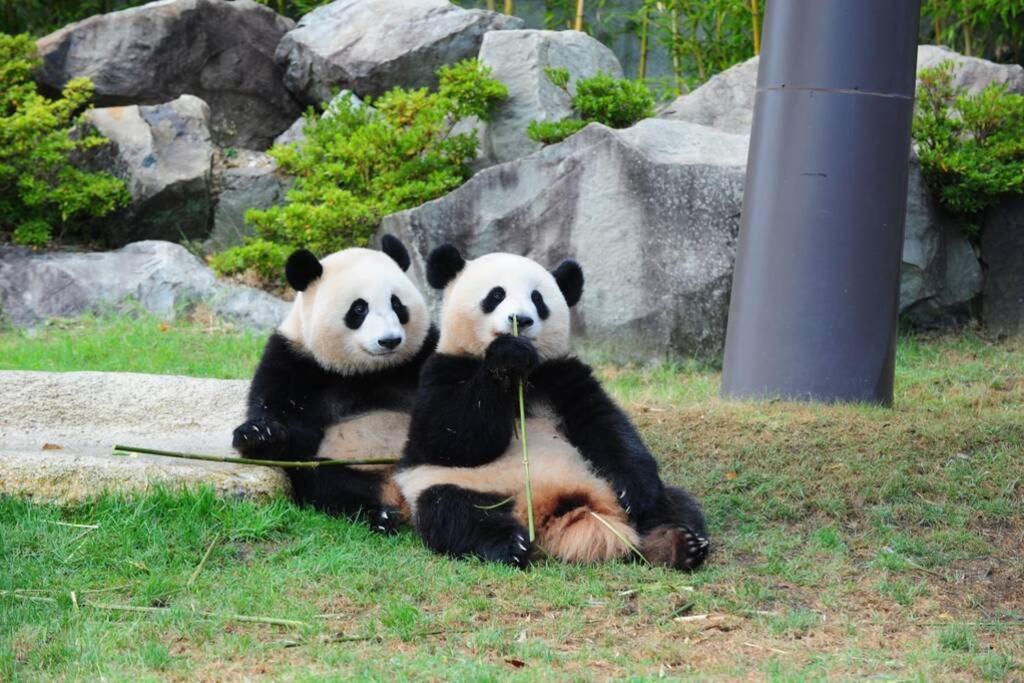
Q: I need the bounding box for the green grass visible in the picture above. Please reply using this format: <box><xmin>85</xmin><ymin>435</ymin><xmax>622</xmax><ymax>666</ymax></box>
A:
<box><xmin>0</xmin><ymin>314</ymin><xmax>266</xmax><ymax>378</ymax></box>
<box><xmin>1</xmin><ymin>316</ymin><xmax>1023</xmax><ymax>680</ymax></box>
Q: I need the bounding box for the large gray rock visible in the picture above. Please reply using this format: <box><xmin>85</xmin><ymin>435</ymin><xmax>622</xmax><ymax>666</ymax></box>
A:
<box><xmin>900</xmin><ymin>155</ymin><xmax>982</xmax><ymax>326</ymax></box>
<box><xmin>205</xmin><ymin>152</ymin><xmax>290</xmax><ymax>254</ymax></box>
<box><xmin>981</xmin><ymin>196</ymin><xmax>1024</xmax><ymax>336</ymax></box>
<box><xmin>80</xmin><ymin>95</ymin><xmax>215</xmax><ymax>246</ymax></box>
<box><xmin>276</xmin><ymin>0</ymin><xmax>523</xmax><ymax>104</ymax></box>
<box><xmin>916</xmin><ymin>45</ymin><xmax>1024</xmax><ymax>95</ymax></box>
<box><xmin>659</xmin><ymin>46</ymin><xmax>1024</xmax><ymax>136</ymax></box>
<box><xmin>0</xmin><ymin>241</ymin><xmax>289</xmax><ymax>331</ymax></box>
<box><xmin>474</xmin><ymin>29</ymin><xmax>622</xmax><ymax>167</ymax></box>
<box><xmin>657</xmin><ymin>55</ymin><xmax>758</xmax><ymax>135</ymax></box>
<box><xmin>0</xmin><ymin>371</ymin><xmax>287</xmax><ymax>504</ymax></box>
<box><xmin>382</xmin><ymin>119</ymin><xmax>748</xmax><ymax>360</ymax></box>
<box><xmin>35</xmin><ymin>0</ymin><xmax>301</xmax><ymax>149</ymax></box>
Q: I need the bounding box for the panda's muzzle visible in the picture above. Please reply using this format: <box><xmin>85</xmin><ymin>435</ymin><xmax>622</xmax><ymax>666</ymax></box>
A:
<box><xmin>378</xmin><ymin>335</ymin><xmax>402</xmax><ymax>350</ymax></box>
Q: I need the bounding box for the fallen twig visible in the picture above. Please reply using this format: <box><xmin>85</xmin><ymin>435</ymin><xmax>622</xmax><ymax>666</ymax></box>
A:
<box><xmin>45</xmin><ymin>520</ymin><xmax>99</xmax><ymax>530</ymax></box>
<box><xmin>744</xmin><ymin>641</ymin><xmax>791</xmax><ymax>655</ymax></box>
<box><xmin>187</xmin><ymin>533</ymin><xmax>221</xmax><ymax>588</ymax></box>
<box><xmin>113</xmin><ymin>445</ymin><xmax>398</xmax><ymax>468</ymax></box>
<box><xmin>882</xmin><ymin>547</ymin><xmax>947</xmax><ymax>580</ymax></box>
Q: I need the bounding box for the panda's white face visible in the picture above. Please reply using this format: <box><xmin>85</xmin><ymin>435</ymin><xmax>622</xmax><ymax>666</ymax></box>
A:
<box><xmin>438</xmin><ymin>253</ymin><xmax>572</xmax><ymax>359</ymax></box>
<box><xmin>279</xmin><ymin>248</ymin><xmax>429</xmax><ymax>375</ymax></box>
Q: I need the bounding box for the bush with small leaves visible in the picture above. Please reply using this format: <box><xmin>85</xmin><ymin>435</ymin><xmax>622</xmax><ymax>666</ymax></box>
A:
<box><xmin>527</xmin><ymin>70</ymin><xmax>655</xmax><ymax>146</ymax></box>
<box><xmin>914</xmin><ymin>60</ymin><xmax>1024</xmax><ymax>236</ymax></box>
<box><xmin>0</xmin><ymin>33</ymin><xmax>129</xmax><ymax>247</ymax></box>
<box><xmin>212</xmin><ymin>60</ymin><xmax>507</xmax><ymax>287</ymax></box>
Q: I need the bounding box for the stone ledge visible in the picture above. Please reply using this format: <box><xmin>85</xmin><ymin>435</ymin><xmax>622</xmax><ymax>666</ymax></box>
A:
<box><xmin>0</xmin><ymin>370</ymin><xmax>288</xmax><ymax>504</ymax></box>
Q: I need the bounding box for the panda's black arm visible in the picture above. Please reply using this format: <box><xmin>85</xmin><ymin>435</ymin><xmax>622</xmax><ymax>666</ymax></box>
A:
<box><xmin>233</xmin><ymin>333</ymin><xmax>326</xmax><ymax>461</ymax></box>
<box><xmin>402</xmin><ymin>353</ymin><xmax>517</xmax><ymax>468</ymax></box>
<box><xmin>529</xmin><ymin>357</ymin><xmax>664</xmax><ymax>523</ymax></box>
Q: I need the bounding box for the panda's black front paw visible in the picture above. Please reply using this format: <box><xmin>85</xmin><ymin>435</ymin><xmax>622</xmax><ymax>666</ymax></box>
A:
<box><xmin>502</xmin><ymin>530</ymin><xmax>533</xmax><ymax>570</ymax></box>
<box><xmin>485</xmin><ymin>335</ymin><xmax>539</xmax><ymax>379</ymax></box>
<box><xmin>232</xmin><ymin>418</ymin><xmax>287</xmax><ymax>457</ymax></box>
<box><xmin>615</xmin><ymin>485</ymin><xmax>657</xmax><ymax>525</ymax></box>
<box><xmin>369</xmin><ymin>506</ymin><xmax>401</xmax><ymax>536</ymax></box>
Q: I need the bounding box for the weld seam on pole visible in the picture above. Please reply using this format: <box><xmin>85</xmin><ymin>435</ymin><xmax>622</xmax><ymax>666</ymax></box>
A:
<box><xmin>756</xmin><ymin>86</ymin><xmax>912</xmax><ymax>100</ymax></box>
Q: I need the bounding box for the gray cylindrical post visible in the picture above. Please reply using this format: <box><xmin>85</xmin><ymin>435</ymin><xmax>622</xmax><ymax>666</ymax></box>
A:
<box><xmin>720</xmin><ymin>0</ymin><xmax>921</xmax><ymax>405</ymax></box>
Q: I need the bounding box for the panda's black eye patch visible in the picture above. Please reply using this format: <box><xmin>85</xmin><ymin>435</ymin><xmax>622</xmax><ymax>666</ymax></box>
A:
<box><xmin>391</xmin><ymin>294</ymin><xmax>409</xmax><ymax>325</ymax></box>
<box><xmin>481</xmin><ymin>286</ymin><xmax>506</xmax><ymax>313</ymax></box>
<box><xmin>531</xmin><ymin>290</ymin><xmax>550</xmax><ymax>320</ymax></box>
<box><xmin>345</xmin><ymin>298</ymin><xmax>369</xmax><ymax>329</ymax></box>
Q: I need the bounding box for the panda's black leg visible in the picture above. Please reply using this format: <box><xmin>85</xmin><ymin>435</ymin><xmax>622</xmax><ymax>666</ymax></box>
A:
<box><xmin>637</xmin><ymin>486</ymin><xmax>710</xmax><ymax>571</ymax></box>
<box><xmin>286</xmin><ymin>466</ymin><xmax>399</xmax><ymax>534</ymax></box>
<box><xmin>414</xmin><ymin>485</ymin><xmax>531</xmax><ymax>569</ymax></box>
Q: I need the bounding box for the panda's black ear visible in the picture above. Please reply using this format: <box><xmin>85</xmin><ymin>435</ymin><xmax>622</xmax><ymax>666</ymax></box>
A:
<box><xmin>552</xmin><ymin>259</ymin><xmax>584</xmax><ymax>307</ymax></box>
<box><xmin>285</xmin><ymin>249</ymin><xmax>323</xmax><ymax>292</ymax></box>
<box><xmin>426</xmin><ymin>243</ymin><xmax>465</xmax><ymax>289</ymax></box>
<box><xmin>380</xmin><ymin>234</ymin><xmax>411</xmax><ymax>272</ymax></box>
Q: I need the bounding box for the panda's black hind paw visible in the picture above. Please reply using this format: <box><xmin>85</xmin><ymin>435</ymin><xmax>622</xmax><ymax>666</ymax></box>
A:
<box><xmin>639</xmin><ymin>524</ymin><xmax>710</xmax><ymax>572</ymax></box>
<box><xmin>369</xmin><ymin>506</ymin><xmax>401</xmax><ymax>536</ymax></box>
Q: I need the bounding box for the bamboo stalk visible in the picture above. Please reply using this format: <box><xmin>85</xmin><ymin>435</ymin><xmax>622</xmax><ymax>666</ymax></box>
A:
<box><xmin>112</xmin><ymin>445</ymin><xmax>398</xmax><ymax>468</ymax></box>
<box><xmin>574</xmin><ymin>0</ymin><xmax>585</xmax><ymax>31</ymax></box>
<box><xmin>0</xmin><ymin>591</ymin><xmax>309</xmax><ymax>628</ymax></box>
<box><xmin>512</xmin><ymin>316</ymin><xmax>536</xmax><ymax>543</ymax></box>
<box><xmin>750</xmin><ymin>0</ymin><xmax>760</xmax><ymax>55</ymax></box>
<box><xmin>486</xmin><ymin>0</ymin><xmax>495</xmax><ymax>11</ymax></box>
<box><xmin>588</xmin><ymin>511</ymin><xmax>649</xmax><ymax>565</ymax></box>
<box><xmin>504</xmin><ymin>0</ymin><xmax>513</xmax><ymax>16</ymax></box>
<box><xmin>638</xmin><ymin>2</ymin><xmax>650</xmax><ymax>80</ymax></box>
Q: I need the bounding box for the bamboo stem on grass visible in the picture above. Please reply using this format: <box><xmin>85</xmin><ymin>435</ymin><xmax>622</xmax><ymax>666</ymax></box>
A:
<box><xmin>0</xmin><ymin>591</ymin><xmax>307</xmax><ymax>627</ymax></box>
<box><xmin>113</xmin><ymin>445</ymin><xmax>398</xmax><ymax>468</ymax></box>
<box><xmin>512</xmin><ymin>316</ymin><xmax>536</xmax><ymax>543</ymax></box>
<box><xmin>187</xmin><ymin>533</ymin><xmax>221</xmax><ymax>588</ymax></box>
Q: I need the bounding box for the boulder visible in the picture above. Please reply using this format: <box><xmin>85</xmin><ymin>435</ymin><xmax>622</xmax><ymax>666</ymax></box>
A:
<box><xmin>659</xmin><ymin>46</ymin><xmax>1024</xmax><ymax>136</ymax></box>
<box><xmin>0</xmin><ymin>371</ymin><xmax>287</xmax><ymax>504</ymax></box>
<box><xmin>474</xmin><ymin>29</ymin><xmax>623</xmax><ymax>167</ymax></box>
<box><xmin>916</xmin><ymin>45</ymin><xmax>1024</xmax><ymax>95</ymax></box>
<box><xmin>981</xmin><ymin>196</ymin><xmax>1024</xmax><ymax>336</ymax></box>
<box><xmin>80</xmin><ymin>95</ymin><xmax>215</xmax><ymax>246</ymax></box>
<box><xmin>276</xmin><ymin>0</ymin><xmax>523</xmax><ymax>104</ymax></box>
<box><xmin>899</xmin><ymin>155</ymin><xmax>982</xmax><ymax>326</ymax></box>
<box><xmin>0</xmin><ymin>241</ymin><xmax>289</xmax><ymax>331</ymax></box>
<box><xmin>271</xmin><ymin>90</ymin><xmax>368</xmax><ymax>149</ymax></box>
<box><xmin>381</xmin><ymin>119</ymin><xmax>748</xmax><ymax>360</ymax></box>
<box><xmin>657</xmin><ymin>55</ymin><xmax>758</xmax><ymax>135</ymax></box>
<box><xmin>35</xmin><ymin>0</ymin><xmax>301</xmax><ymax>149</ymax></box>
<box><xmin>205</xmin><ymin>152</ymin><xmax>291</xmax><ymax>254</ymax></box>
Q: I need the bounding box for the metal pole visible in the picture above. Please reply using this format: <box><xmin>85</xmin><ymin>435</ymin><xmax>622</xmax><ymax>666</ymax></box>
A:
<box><xmin>720</xmin><ymin>0</ymin><xmax>921</xmax><ymax>405</ymax></box>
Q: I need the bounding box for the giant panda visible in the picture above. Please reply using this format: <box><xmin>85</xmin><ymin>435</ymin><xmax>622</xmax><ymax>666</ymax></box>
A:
<box><xmin>394</xmin><ymin>245</ymin><xmax>709</xmax><ymax>569</ymax></box>
<box><xmin>232</xmin><ymin>235</ymin><xmax>437</xmax><ymax>533</ymax></box>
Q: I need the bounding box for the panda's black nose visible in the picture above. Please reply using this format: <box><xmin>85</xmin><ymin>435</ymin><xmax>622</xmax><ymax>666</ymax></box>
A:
<box><xmin>378</xmin><ymin>336</ymin><xmax>402</xmax><ymax>350</ymax></box>
<box><xmin>510</xmin><ymin>315</ymin><xmax>534</xmax><ymax>328</ymax></box>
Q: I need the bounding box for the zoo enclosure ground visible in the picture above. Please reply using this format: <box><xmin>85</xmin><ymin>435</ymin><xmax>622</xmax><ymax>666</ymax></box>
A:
<box><xmin>1</xmin><ymin>315</ymin><xmax>1022</xmax><ymax>680</ymax></box>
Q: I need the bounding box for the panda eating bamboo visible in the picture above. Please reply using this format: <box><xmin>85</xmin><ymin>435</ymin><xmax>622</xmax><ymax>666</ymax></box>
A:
<box><xmin>395</xmin><ymin>245</ymin><xmax>709</xmax><ymax>570</ymax></box>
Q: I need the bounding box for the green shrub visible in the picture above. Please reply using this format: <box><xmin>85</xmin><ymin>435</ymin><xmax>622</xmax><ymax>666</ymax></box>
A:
<box><xmin>527</xmin><ymin>119</ymin><xmax>588</xmax><ymax>145</ymax></box>
<box><xmin>527</xmin><ymin>70</ymin><xmax>655</xmax><ymax>146</ymax></box>
<box><xmin>212</xmin><ymin>60</ymin><xmax>507</xmax><ymax>286</ymax></box>
<box><xmin>0</xmin><ymin>33</ymin><xmax>129</xmax><ymax>247</ymax></box>
<box><xmin>913</xmin><ymin>60</ymin><xmax>1024</xmax><ymax>236</ymax></box>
